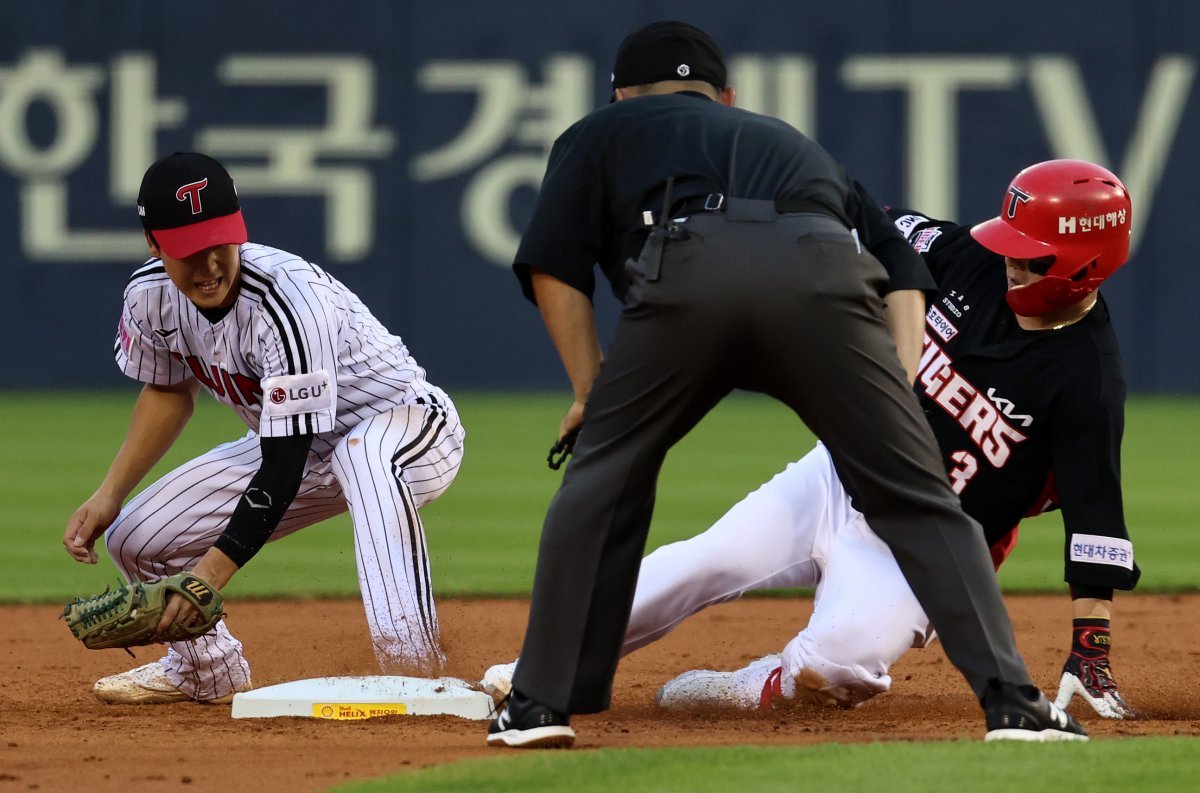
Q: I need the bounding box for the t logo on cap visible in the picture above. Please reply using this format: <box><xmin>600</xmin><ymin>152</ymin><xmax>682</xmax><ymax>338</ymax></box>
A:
<box><xmin>176</xmin><ymin>178</ymin><xmax>209</xmax><ymax>215</ymax></box>
<box><xmin>137</xmin><ymin>152</ymin><xmax>248</xmax><ymax>259</ymax></box>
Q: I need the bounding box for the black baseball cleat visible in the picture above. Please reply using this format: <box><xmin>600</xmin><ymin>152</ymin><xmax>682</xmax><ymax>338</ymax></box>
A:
<box><xmin>982</xmin><ymin>680</ymin><xmax>1089</xmax><ymax>742</ymax></box>
<box><xmin>486</xmin><ymin>689</ymin><xmax>575</xmax><ymax>749</ymax></box>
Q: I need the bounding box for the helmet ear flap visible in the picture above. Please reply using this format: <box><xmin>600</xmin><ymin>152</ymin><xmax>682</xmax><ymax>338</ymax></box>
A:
<box><xmin>1067</xmin><ymin>260</ymin><xmax>1098</xmax><ymax>282</ymax></box>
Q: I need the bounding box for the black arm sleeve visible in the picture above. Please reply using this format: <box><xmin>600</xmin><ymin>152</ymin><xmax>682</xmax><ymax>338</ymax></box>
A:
<box><xmin>849</xmin><ymin>182</ymin><xmax>937</xmax><ymax>296</ymax></box>
<box><xmin>213</xmin><ymin>433</ymin><xmax>314</xmax><ymax>568</ymax></box>
<box><xmin>883</xmin><ymin>206</ymin><xmax>985</xmax><ymax>286</ymax></box>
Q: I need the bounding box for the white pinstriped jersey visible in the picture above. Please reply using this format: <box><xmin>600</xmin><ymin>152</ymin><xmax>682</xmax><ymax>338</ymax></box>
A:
<box><xmin>115</xmin><ymin>244</ymin><xmax>439</xmax><ymax>461</ymax></box>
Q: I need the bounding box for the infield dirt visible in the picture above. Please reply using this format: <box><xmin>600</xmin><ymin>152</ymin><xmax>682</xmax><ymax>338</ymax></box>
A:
<box><xmin>3</xmin><ymin>594</ymin><xmax>1197</xmax><ymax>792</ymax></box>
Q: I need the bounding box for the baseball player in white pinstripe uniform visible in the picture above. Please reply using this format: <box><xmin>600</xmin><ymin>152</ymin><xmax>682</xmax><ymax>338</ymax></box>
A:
<box><xmin>63</xmin><ymin>152</ymin><xmax>465</xmax><ymax>704</ymax></box>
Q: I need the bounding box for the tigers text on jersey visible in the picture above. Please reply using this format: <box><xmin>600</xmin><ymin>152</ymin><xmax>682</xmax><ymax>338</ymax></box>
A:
<box><xmin>116</xmin><ymin>244</ymin><xmax>439</xmax><ymax>456</ymax></box>
<box><xmin>890</xmin><ymin>211</ymin><xmax>1138</xmax><ymax>591</ymax></box>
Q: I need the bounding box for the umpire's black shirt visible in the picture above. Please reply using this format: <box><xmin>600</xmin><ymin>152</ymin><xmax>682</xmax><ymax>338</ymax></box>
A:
<box><xmin>514</xmin><ymin>92</ymin><xmax>930</xmax><ymax>302</ymax></box>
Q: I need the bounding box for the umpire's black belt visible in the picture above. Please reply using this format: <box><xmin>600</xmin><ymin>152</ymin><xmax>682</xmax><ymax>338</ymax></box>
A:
<box><xmin>673</xmin><ymin>193</ymin><xmax>728</xmax><ymax>214</ymax></box>
<box><xmin>670</xmin><ymin>193</ymin><xmax>848</xmax><ymax>226</ymax></box>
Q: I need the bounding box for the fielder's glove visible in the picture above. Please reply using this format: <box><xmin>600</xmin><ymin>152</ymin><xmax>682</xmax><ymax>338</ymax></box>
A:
<box><xmin>62</xmin><ymin>573</ymin><xmax>223</xmax><ymax>650</ymax></box>
<box><xmin>1053</xmin><ymin>618</ymin><xmax>1135</xmax><ymax>719</ymax></box>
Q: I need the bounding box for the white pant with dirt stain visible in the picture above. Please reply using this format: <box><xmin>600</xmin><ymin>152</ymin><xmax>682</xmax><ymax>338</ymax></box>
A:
<box><xmin>625</xmin><ymin>442</ymin><xmax>933</xmax><ymax>705</ymax></box>
<box><xmin>103</xmin><ymin>397</ymin><xmax>464</xmax><ymax>700</ymax></box>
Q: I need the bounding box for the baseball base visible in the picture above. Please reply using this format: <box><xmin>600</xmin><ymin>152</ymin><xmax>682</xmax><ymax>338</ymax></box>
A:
<box><xmin>230</xmin><ymin>675</ymin><xmax>496</xmax><ymax>721</ymax></box>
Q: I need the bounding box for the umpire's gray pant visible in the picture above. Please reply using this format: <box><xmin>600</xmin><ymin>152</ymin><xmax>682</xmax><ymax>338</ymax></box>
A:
<box><xmin>513</xmin><ymin>207</ymin><xmax>1032</xmax><ymax>714</ymax></box>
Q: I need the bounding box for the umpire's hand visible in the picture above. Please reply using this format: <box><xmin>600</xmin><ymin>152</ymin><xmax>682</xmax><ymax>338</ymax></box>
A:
<box><xmin>548</xmin><ymin>399</ymin><xmax>586</xmax><ymax>470</ymax></box>
<box><xmin>560</xmin><ymin>398</ymin><xmax>585</xmax><ymax>441</ymax></box>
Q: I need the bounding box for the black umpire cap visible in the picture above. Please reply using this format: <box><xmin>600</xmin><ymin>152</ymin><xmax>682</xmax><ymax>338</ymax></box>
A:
<box><xmin>611</xmin><ymin>21</ymin><xmax>727</xmax><ymax>98</ymax></box>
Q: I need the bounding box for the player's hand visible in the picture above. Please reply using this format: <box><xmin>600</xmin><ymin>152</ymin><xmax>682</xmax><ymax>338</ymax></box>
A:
<box><xmin>1054</xmin><ymin>653</ymin><xmax>1136</xmax><ymax>719</ymax></box>
<box><xmin>156</xmin><ymin>591</ymin><xmax>202</xmax><ymax>637</ymax></box>
<box><xmin>153</xmin><ymin>548</ymin><xmax>236</xmax><ymax>635</ymax></box>
<box><xmin>63</xmin><ymin>492</ymin><xmax>122</xmax><ymax>564</ymax></box>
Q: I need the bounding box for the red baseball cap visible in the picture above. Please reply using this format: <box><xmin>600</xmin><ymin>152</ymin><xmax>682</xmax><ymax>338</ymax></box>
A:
<box><xmin>137</xmin><ymin>152</ymin><xmax>248</xmax><ymax>259</ymax></box>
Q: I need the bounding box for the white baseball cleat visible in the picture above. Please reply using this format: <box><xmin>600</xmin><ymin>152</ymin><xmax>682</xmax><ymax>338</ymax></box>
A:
<box><xmin>479</xmin><ymin>660</ymin><xmax>517</xmax><ymax>704</ymax></box>
<box><xmin>656</xmin><ymin>654</ymin><xmax>784</xmax><ymax>710</ymax></box>
<box><xmin>93</xmin><ymin>660</ymin><xmax>251</xmax><ymax>705</ymax></box>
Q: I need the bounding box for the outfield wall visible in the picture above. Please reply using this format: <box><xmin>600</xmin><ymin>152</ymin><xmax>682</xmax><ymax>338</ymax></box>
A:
<box><xmin>2</xmin><ymin>1</ymin><xmax>1198</xmax><ymax>391</ymax></box>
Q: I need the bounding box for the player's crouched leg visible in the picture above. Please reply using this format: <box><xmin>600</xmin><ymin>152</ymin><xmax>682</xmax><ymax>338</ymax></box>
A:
<box><xmin>776</xmin><ymin>509</ymin><xmax>932</xmax><ymax>708</ymax></box>
<box><xmin>657</xmin><ymin>543</ymin><xmax>927</xmax><ymax>712</ymax></box>
<box><xmin>656</xmin><ymin>654</ymin><xmax>789</xmax><ymax>710</ymax></box>
<box><xmin>780</xmin><ymin>634</ymin><xmax>895</xmax><ymax>708</ymax></box>
<box><xmin>390</xmin><ymin>390</ymin><xmax>466</xmax><ymax>507</ymax></box>
<box><xmin>655</xmin><ymin>641</ymin><xmax>896</xmax><ymax>712</ymax></box>
<box><xmin>331</xmin><ymin>391</ymin><xmax>465</xmax><ymax>676</ymax></box>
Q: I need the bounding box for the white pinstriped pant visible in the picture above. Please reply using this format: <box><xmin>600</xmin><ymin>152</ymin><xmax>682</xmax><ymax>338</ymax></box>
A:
<box><xmin>104</xmin><ymin>393</ymin><xmax>464</xmax><ymax>700</ymax></box>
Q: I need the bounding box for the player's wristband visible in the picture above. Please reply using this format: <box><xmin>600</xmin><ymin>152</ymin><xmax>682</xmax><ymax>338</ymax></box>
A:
<box><xmin>1069</xmin><ymin>617</ymin><xmax>1112</xmax><ymax>661</ymax></box>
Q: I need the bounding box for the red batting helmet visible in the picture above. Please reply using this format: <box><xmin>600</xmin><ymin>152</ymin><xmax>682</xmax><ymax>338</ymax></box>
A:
<box><xmin>970</xmin><ymin>159</ymin><xmax>1132</xmax><ymax>317</ymax></box>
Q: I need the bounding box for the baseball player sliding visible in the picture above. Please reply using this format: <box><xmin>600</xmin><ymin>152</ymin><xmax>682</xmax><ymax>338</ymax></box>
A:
<box><xmin>63</xmin><ymin>153</ymin><xmax>465</xmax><ymax>704</ymax></box>
<box><xmin>484</xmin><ymin>159</ymin><xmax>1138</xmax><ymax>722</ymax></box>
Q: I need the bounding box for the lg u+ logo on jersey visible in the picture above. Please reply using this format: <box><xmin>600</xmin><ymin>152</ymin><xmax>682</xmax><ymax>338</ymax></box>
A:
<box><xmin>176</xmin><ymin>178</ymin><xmax>209</xmax><ymax>215</ymax></box>
<box><xmin>261</xmin><ymin>371</ymin><xmax>334</xmax><ymax>419</ymax></box>
<box><xmin>270</xmin><ymin>383</ymin><xmax>327</xmax><ymax>404</ymax></box>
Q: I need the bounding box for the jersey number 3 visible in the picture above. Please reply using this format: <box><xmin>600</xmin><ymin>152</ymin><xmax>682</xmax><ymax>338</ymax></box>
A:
<box><xmin>948</xmin><ymin>450</ymin><xmax>979</xmax><ymax>494</ymax></box>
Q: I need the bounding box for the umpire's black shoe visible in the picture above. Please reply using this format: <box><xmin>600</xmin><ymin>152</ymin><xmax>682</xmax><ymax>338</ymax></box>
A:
<box><xmin>486</xmin><ymin>689</ymin><xmax>575</xmax><ymax>749</ymax></box>
<box><xmin>982</xmin><ymin>680</ymin><xmax>1089</xmax><ymax>742</ymax></box>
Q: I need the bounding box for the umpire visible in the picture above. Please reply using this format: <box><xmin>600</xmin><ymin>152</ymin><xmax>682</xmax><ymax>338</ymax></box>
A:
<box><xmin>488</xmin><ymin>20</ymin><xmax>1083</xmax><ymax>747</ymax></box>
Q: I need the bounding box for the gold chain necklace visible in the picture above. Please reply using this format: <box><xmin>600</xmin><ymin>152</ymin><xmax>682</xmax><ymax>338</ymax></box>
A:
<box><xmin>1048</xmin><ymin>297</ymin><xmax>1098</xmax><ymax>331</ymax></box>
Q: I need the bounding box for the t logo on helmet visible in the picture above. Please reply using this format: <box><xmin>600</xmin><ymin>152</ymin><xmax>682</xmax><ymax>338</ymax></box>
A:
<box><xmin>1005</xmin><ymin>185</ymin><xmax>1033</xmax><ymax>219</ymax></box>
<box><xmin>175</xmin><ymin>178</ymin><xmax>209</xmax><ymax>215</ymax></box>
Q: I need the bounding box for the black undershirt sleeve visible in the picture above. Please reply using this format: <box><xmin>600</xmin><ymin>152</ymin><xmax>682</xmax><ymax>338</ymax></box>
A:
<box><xmin>848</xmin><ymin>182</ymin><xmax>937</xmax><ymax>296</ymax></box>
<box><xmin>1070</xmin><ymin>583</ymin><xmax>1116</xmax><ymax>601</ymax></box>
<box><xmin>213</xmin><ymin>433</ymin><xmax>314</xmax><ymax>568</ymax></box>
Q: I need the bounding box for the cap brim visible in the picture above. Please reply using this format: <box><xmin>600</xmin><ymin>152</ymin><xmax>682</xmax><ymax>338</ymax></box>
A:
<box><xmin>969</xmin><ymin>216</ymin><xmax>1055</xmax><ymax>259</ymax></box>
<box><xmin>153</xmin><ymin>211</ymin><xmax>248</xmax><ymax>259</ymax></box>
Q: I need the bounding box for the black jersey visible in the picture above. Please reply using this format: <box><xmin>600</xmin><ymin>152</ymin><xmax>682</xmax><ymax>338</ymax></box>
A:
<box><xmin>513</xmin><ymin>91</ymin><xmax>931</xmax><ymax>303</ymax></box>
<box><xmin>889</xmin><ymin>209</ymin><xmax>1139</xmax><ymax>591</ymax></box>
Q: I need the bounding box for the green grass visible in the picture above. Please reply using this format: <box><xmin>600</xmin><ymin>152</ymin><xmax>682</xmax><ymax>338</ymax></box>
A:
<box><xmin>1</xmin><ymin>391</ymin><xmax>1197</xmax><ymax>602</ymax></box>
<box><xmin>6</xmin><ymin>391</ymin><xmax>1196</xmax><ymax>792</ymax></box>
<box><xmin>329</xmin><ymin>739</ymin><xmax>1200</xmax><ymax>793</ymax></box>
